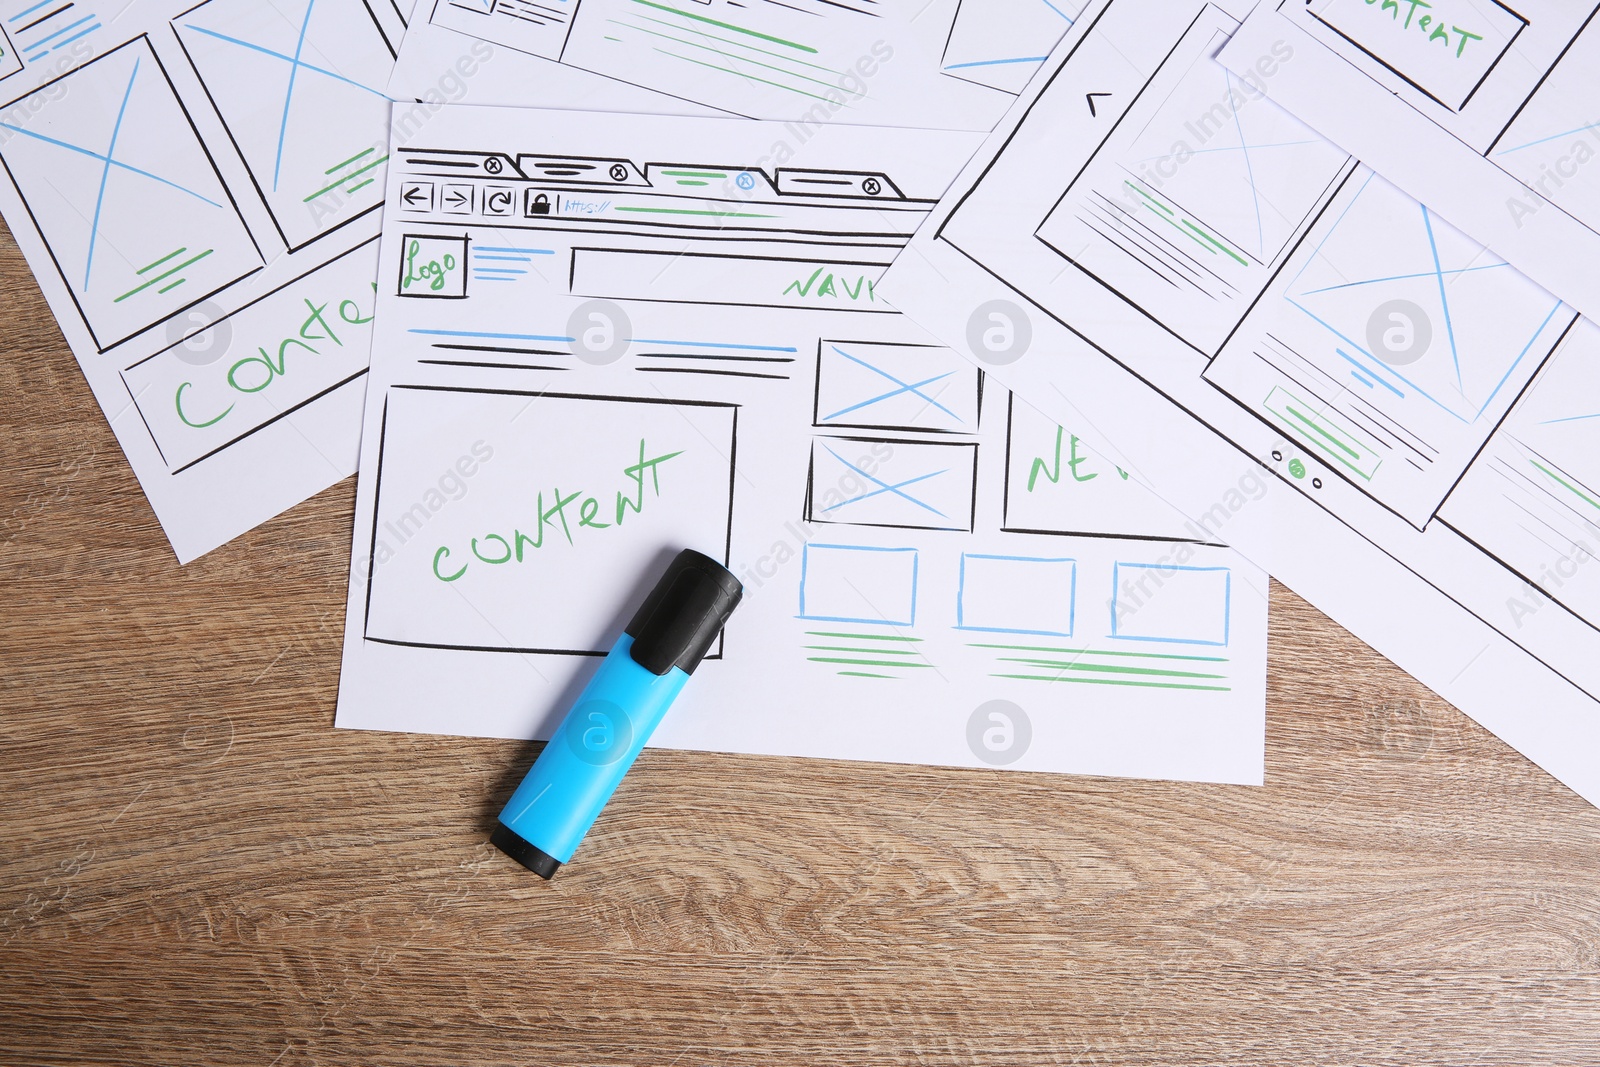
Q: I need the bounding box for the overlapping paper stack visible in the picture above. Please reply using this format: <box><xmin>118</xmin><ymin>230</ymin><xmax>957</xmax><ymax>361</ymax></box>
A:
<box><xmin>1</xmin><ymin>0</ymin><xmax>1595</xmax><ymax>801</ymax></box>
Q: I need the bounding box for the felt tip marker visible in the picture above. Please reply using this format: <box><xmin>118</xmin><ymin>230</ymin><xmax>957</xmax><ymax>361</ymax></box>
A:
<box><xmin>491</xmin><ymin>549</ymin><xmax>743</xmax><ymax>879</ymax></box>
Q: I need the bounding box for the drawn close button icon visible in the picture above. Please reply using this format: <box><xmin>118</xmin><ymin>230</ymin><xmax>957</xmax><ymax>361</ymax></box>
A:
<box><xmin>483</xmin><ymin>187</ymin><xmax>514</xmax><ymax>216</ymax></box>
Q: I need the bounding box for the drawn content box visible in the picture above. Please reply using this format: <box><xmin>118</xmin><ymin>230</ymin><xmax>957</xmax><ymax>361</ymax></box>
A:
<box><xmin>1304</xmin><ymin>0</ymin><xmax>1527</xmax><ymax>111</ymax></box>
<box><xmin>1110</xmin><ymin>562</ymin><xmax>1231</xmax><ymax>646</ymax></box>
<box><xmin>364</xmin><ymin>387</ymin><xmax>736</xmax><ymax>655</ymax></box>
<box><xmin>956</xmin><ymin>554</ymin><xmax>1077</xmax><ymax>636</ymax></box>
<box><xmin>798</xmin><ymin>544</ymin><xmax>919</xmax><ymax>627</ymax></box>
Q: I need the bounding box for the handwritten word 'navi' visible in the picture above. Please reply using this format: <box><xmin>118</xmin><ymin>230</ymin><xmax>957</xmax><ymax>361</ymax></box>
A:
<box><xmin>174</xmin><ymin>289</ymin><xmax>376</xmax><ymax>429</ymax></box>
<box><xmin>782</xmin><ymin>267</ymin><xmax>877</xmax><ymax>304</ymax></box>
<box><xmin>1360</xmin><ymin>0</ymin><xmax>1483</xmax><ymax>58</ymax></box>
<box><xmin>401</xmin><ymin>239</ymin><xmax>456</xmax><ymax>292</ymax></box>
<box><xmin>432</xmin><ymin>440</ymin><xmax>682</xmax><ymax>582</ymax></box>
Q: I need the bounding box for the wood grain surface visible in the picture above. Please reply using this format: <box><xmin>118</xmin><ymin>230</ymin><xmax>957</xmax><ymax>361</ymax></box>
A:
<box><xmin>3</xmin><ymin>220</ymin><xmax>1599</xmax><ymax>1067</ymax></box>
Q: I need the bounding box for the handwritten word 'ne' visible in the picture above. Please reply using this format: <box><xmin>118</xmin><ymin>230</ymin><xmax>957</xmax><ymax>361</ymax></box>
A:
<box><xmin>174</xmin><ymin>289</ymin><xmax>377</xmax><ymax>430</ymax></box>
<box><xmin>402</xmin><ymin>239</ymin><xmax>456</xmax><ymax>292</ymax></box>
<box><xmin>1028</xmin><ymin>426</ymin><xmax>1128</xmax><ymax>491</ymax></box>
<box><xmin>1360</xmin><ymin>0</ymin><xmax>1483</xmax><ymax>58</ymax></box>
<box><xmin>432</xmin><ymin>439</ymin><xmax>683</xmax><ymax>582</ymax></box>
<box><xmin>782</xmin><ymin>267</ymin><xmax>877</xmax><ymax>304</ymax></box>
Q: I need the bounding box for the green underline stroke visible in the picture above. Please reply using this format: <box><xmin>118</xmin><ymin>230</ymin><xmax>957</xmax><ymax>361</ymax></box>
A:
<box><xmin>968</xmin><ymin>642</ymin><xmax>1225</xmax><ymax>662</ymax></box>
<box><xmin>993</xmin><ymin>673</ymin><xmax>1231</xmax><ymax>692</ymax></box>
<box><xmin>631</xmin><ymin>0</ymin><xmax>817</xmax><ymax>52</ymax></box>
<box><xmin>115</xmin><ymin>249</ymin><xmax>212</xmax><ymax>303</ymax></box>
<box><xmin>998</xmin><ymin>655</ymin><xmax>1222</xmax><ymax>681</ymax></box>
<box><xmin>325</xmin><ymin>146</ymin><xmax>374</xmax><ymax>174</ymax></box>
<box><xmin>807</xmin><ymin>631</ymin><xmax>922</xmax><ymax>642</ymax></box>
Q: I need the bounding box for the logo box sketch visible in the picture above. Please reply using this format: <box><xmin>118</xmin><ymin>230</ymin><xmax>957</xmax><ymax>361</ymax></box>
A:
<box><xmin>798</xmin><ymin>543</ymin><xmax>918</xmax><ymax>627</ymax></box>
<box><xmin>0</xmin><ymin>35</ymin><xmax>264</xmax><ymax>352</ymax></box>
<box><xmin>397</xmin><ymin>233</ymin><xmax>469</xmax><ymax>298</ymax></box>
<box><xmin>363</xmin><ymin>388</ymin><xmax>736</xmax><ymax>655</ymax></box>
<box><xmin>956</xmin><ymin>553</ymin><xmax>1076</xmax><ymax>637</ymax></box>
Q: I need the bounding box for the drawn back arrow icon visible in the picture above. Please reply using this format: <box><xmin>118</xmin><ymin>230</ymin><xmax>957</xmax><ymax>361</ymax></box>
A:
<box><xmin>1087</xmin><ymin>92</ymin><xmax>1111</xmax><ymax>116</ymax></box>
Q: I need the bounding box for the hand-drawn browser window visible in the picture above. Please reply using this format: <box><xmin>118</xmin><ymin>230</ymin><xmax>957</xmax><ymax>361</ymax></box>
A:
<box><xmin>880</xmin><ymin>0</ymin><xmax>1600</xmax><ymax>806</ymax></box>
<box><xmin>391</xmin><ymin>0</ymin><xmax>1082</xmax><ymax>129</ymax></box>
<box><xmin>0</xmin><ymin>0</ymin><xmax>403</xmax><ymax>562</ymax></box>
<box><xmin>334</xmin><ymin>104</ymin><xmax>1270</xmax><ymax>783</ymax></box>
<box><xmin>1211</xmin><ymin>2</ymin><xmax>1600</xmax><ymax>329</ymax></box>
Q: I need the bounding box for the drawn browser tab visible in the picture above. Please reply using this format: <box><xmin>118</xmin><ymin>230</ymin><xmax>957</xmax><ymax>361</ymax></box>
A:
<box><xmin>400</xmin><ymin>149</ymin><xmax>525</xmax><ymax>179</ymax></box>
<box><xmin>516</xmin><ymin>155</ymin><xmax>647</xmax><ymax>186</ymax></box>
<box><xmin>776</xmin><ymin>168</ymin><xmax>903</xmax><ymax>200</ymax></box>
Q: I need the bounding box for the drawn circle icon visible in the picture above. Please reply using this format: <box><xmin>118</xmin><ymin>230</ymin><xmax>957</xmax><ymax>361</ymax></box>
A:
<box><xmin>1365</xmin><ymin>298</ymin><xmax>1431</xmax><ymax>366</ymax></box>
<box><xmin>965</xmin><ymin>299</ymin><xmax>1032</xmax><ymax>365</ymax></box>
<box><xmin>566</xmin><ymin>299</ymin><xmax>632</xmax><ymax>365</ymax></box>
<box><xmin>167</xmin><ymin>301</ymin><xmax>231</xmax><ymax>367</ymax></box>
<box><xmin>862</xmin><ymin>176</ymin><xmax>881</xmax><ymax>196</ymax></box>
<box><xmin>484</xmin><ymin>156</ymin><xmax>503</xmax><ymax>174</ymax></box>
<box><xmin>565</xmin><ymin>699</ymin><xmax>634</xmax><ymax>766</ymax></box>
<box><xmin>736</xmin><ymin>171</ymin><xmax>756</xmax><ymax>190</ymax></box>
<box><xmin>1287</xmin><ymin>458</ymin><xmax>1306</xmax><ymax>479</ymax></box>
<box><xmin>966</xmin><ymin>700</ymin><xmax>1031</xmax><ymax>766</ymax></box>
<box><xmin>609</xmin><ymin>163</ymin><xmax>629</xmax><ymax>182</ymax></box>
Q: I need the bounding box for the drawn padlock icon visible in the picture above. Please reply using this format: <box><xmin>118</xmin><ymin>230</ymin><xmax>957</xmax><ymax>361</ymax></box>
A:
<box><xmin>528</xmin><ymin>191</ymin><xmax>552</xmax><ymax>216</ymax></box>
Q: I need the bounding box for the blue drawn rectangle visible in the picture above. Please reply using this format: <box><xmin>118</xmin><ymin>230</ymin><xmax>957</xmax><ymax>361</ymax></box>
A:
<box><xmin>1110</xmin><ymin>562</ymin><xmax>1231</xmax><ymax>646</ymax></box>
<box><xmin>956</xmin><ymin>553</ymin><xmax>1076</xmax><ymax>637</ymax></box>
<box><xmin>813</xmin><ymin>339</ymin><xmax>979</xmax><ymax>433</ymax></box>
<box><xmin>798</xmin><ymin>544</ymin><xmax>918</xmax><ymax>627</ymax></box>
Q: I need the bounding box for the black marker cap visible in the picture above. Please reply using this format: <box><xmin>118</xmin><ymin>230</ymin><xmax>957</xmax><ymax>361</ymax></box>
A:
<box><xmin>491</xmin><ymin>822</ymin><xmax>562</xmax><ymax>879</ymax></box>
<box><xmin>624</xmin><ymin>549</ymin><xmax>743</xmax><ymax>676</ymax></box>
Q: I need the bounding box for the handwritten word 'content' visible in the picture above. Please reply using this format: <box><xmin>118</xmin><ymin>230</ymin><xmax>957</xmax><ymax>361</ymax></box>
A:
<box><xmin>431</xmin><ymin>440</ymin><xmax>683</xmax><ymax>581</ymax></box>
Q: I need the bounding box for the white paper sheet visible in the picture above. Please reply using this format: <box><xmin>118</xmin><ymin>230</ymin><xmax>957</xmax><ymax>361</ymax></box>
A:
<box><xmin>1214</xmin><ymin>1</ymin><xmax>1600</xmax><ymax>325</ymax></box>
<box><xmin>334</xmin><ymin>102</ymin><xmax>1270</xmax><ymax>782</ymax></box>
<box><xmin>387</xmin><ymin>0</ymin><xmax>1084</xmax><ymax>130</ymax></box>
<box><xmin>879</xmin><ymin>0</ymin><xmax>1600</xmax><ymax>804</ymax></box>
<box><xmin>0</xmin><ymin>0</ymin><xmax>408</xmax><ymax>561</ymax></box>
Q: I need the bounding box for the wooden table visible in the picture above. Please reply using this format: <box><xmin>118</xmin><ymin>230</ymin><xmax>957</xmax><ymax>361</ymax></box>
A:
<box><xmin>4</xmin><ymin>226</ymin><xmax>1599</xmax><ymax>1067</ymax></box>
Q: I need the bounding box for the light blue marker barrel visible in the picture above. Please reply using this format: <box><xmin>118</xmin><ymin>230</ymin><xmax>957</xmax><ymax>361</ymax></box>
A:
<box><xmin>491</xmin><ymin>550</ymin><xmax>742</xmax><ymax>879</ymax></box>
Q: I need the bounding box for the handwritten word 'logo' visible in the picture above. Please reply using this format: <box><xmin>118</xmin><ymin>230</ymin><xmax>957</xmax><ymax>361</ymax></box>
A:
<box><xmin>399</xmin><ymin>235</ymin><xmax>467</xmax><ymax>298</ymax></box>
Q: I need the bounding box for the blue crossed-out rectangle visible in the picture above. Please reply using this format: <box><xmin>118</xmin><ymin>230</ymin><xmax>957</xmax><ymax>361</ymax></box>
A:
<box><xmin>807</xmin><ymin>436</ymin><xmax>977</xmax><ymax>532</ymax></box>
<box><xmin>813</xmin><ymin>339</ymin><xmax>980</xmax><ymax>433</ymax></box>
